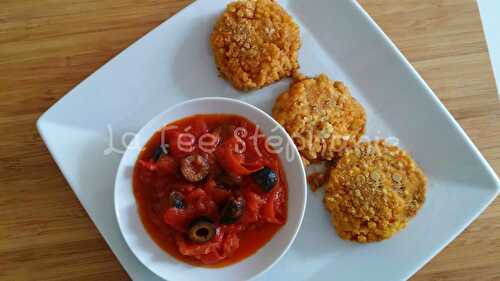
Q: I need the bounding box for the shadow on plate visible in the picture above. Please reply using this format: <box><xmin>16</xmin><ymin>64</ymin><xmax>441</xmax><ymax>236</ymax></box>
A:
<box><xmin>76</xmin><ymin>135</ymin><xmax>164</xmax><ymax>281</ymax></box>
<box><xmin>171</xmin><ymin>13</ymin><xmax>240</xmax><ymax>99</ymax></box>
<box><xmin>290</xmin><ymin>189</ymin><xmax>352</xmax><ymax>258</ymax></box>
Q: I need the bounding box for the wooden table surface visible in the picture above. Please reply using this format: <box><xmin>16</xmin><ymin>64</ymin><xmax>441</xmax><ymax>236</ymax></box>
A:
<box><xmin>1</xmin><ymin>0</ymin><xmax>499</xmax><ymax>280</ymax></box>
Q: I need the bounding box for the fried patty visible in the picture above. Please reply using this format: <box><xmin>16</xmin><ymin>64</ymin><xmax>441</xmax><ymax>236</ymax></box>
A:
<box><xmin>210</xmin><ymin>0</ymin><xmax>301</xmax><ymax>91</ymax></box>
<box><xmin>272</xmin><ymin>74</ymin><xmax>366</xmax><ymax>164</ymax></box>
<box><xmin>324</xmin><ymin>140</ymin><xmax>427</xmax><ymax>243</ymax></box>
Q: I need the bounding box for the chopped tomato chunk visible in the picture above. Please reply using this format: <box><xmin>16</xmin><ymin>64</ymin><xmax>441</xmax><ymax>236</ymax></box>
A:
<box><xmin>215</xmin><ymin>137</ymin><xmax>263</xmax><ymax>176</ymax></box>
<box><xmin>163</xmin><ymin>207</ymin><xmax>195</xmax><ymax>232</ymax></box>
<box><xmin>156</xmin><ymin>156</ymin><xmax>178</xmax><ymax>175</ymax></box>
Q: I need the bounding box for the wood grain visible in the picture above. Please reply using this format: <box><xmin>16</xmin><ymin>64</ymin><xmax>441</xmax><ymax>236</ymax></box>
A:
<box><xmin>0</xmin><ymin>0</ymin><xmax>498</xmax><ymax>280</ymax></box>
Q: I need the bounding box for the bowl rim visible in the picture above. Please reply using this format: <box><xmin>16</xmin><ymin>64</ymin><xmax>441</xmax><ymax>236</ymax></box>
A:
<box><xmin>114</xmin><ymin>97</ymin><xmax>307</xmax><ymax>281</ymax></box>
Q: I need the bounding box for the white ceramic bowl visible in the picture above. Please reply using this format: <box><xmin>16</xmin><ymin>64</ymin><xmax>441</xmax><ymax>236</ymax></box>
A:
<box><xmin>114</xmin><ymin>97</ymin><xmax>307</xmax><ymax>281</ymax></box>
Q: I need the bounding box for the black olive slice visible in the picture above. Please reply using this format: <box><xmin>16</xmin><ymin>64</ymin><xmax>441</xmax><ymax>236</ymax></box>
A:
<box><xmin>252</xmin><ymin>167</ymin><xmax>278</xmax><ymax>192</ymax></box>
<box><xmin>180</xmin><ymin>154</ymin><xmax>209</xmax><ymax>182</ymax></box>
<box><xmin>188</xmin><ymin>219</ymin><xmax>216</xmax><ymax>243</ymax></box>
<box><xmin>220</xmin><ymin>194</ymin><xmax>245</xmax><ymax>224</ymax></box>
<box><xmin>168</xmin><ymin>191</ymin><xmax>185</xmax><ymax>209</ymax></box>
<box><xmin>152</xmin><ymin>144</ymin><xmax>169</xmax><ymax>162</ymax></box>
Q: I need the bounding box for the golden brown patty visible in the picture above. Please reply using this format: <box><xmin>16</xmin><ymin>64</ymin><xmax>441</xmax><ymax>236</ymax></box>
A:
<box><xmin>210</xmin><ymin>0</ymin><xmax>301</xmax><ymax>91</ymax></box>
<box><xmin>272</xmin><ymin>74</ymin><xmax>366</xmax><ymax>164</ymax></box>
<box><xmin>324</xmin><ymin>140</ymin><xmax>427</xmax><ymax>243</ymax></box>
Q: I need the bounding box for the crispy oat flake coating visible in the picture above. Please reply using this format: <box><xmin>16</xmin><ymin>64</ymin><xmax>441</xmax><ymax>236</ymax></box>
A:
<box><xmin>324</xmin><ymin>140</ymin><xmax>427</xmax><ymax>243</ymax></box>
<box><xmin>272</xmin><ymin>74</ymin><xmax>366</xmax><ymax>163</ymax></box>
<box><xmin>211</xmin><ymin>0</ymin><xmax>301</xmax><ymax>91</ymax></box>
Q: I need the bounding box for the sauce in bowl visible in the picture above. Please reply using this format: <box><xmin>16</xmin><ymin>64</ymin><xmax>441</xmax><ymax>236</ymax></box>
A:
<box><xmin>133</xmin><ymin>114</ymin><xmax>288</xmax><ymax>267</ymax></box>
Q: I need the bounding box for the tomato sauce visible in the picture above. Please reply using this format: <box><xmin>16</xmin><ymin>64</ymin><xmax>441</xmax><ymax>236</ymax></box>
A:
<box><xmin>133</xmin><ymin>114</ymin><xmax>288</xmax><ymax>267</ymax></box>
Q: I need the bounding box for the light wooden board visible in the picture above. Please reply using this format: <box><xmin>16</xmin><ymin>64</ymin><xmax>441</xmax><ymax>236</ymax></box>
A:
<box><xmin>0</xmin><ymin>0</ymin><xmax>498</xmax><ymax>280</ymax></box>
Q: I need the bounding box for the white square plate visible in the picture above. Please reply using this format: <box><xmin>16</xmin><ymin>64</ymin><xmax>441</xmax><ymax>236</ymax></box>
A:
<box><xmin>37</xmin><ymin>0</ymin><xmax>500</xmax><ymax>280</ymax></box>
